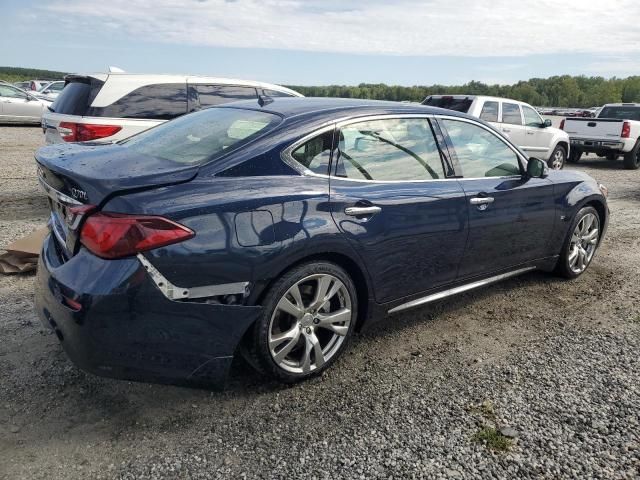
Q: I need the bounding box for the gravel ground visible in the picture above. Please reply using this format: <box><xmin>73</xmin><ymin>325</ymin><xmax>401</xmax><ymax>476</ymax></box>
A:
<box><xmin>1</xmin><ymin>125</ymin><xmax>639</xmax><ymax>479</ymax></box>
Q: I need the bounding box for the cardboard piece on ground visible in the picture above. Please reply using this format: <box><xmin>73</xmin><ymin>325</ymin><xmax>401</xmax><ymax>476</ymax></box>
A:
<box><xmin>0</xmin><ymin>227</ymin><xmax>49</xmax><ymax>274</ymax></box>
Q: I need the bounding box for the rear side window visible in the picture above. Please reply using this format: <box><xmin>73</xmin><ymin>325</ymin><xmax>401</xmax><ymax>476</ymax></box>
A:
<box><xmin>291</xmin><ymin>130</ymin><xmax>334</xmax><ymax>175</ymax></box>
<box><xmin>50</xmin><ymin>80</ymin><xmax>104</xmax><ymax>116</ymax></box>
<box><xmin>88</xmin><ymin>83</ymin><xmax>187</xmax><ymax>120</ymax></box>
<box><xmin>335</xmin><ymin>118</ymin><xmax>445</xmax><ymax>181</ymax></box>
<box><xmin>479</xmin><ymin>101</ymin><xmax>499</xmax><ymax>122</ymax></box>
<box><xmin>121</xmin><ymin>107</ymin><xmax>282</xmax><ymax>165</ymax></box>
<box><xmin>501</xmin><ymin>103</ymin><xmax>522</xmax><ymax>125</ymax></box>
<box><xmin>192</xmin><ymin>85</ymin><xmax>257</xmax><ymax>108</ymax></box>
<box><xmin>423</xmin><ymin>97</ymin><xmax>473</xmax><ymax>113</ymax></box>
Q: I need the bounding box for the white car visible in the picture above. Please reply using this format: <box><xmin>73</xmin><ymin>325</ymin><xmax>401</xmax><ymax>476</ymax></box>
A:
<box><xmin>0</xmin><ymin>82</ymin><xmax>52</xmax><ymax>124</ymax></box>
<box><xmin>37</xmin><ymin>81</ymin><xmax>65</xmax><ymax>100</ymax></box>
<box><xmin>43</xmin><ymin>73</ymin><xmax>303</xmax><ymax>144</ymax></box>
<box><xmin>562</xmin><ymin>103</ymin><xmax>640</xmax><ymax>169</ymax></box>
<box><xmin>423</xmin><ymin>95</ymin><xmax>570</xmax><ymax>169</ymax></box>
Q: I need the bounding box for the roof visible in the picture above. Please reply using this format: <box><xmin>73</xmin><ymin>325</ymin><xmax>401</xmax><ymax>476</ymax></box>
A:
<box><xmin>425</xmin><ymin>94</ymin><xmax>531</xmax><ymax>105</ymax></box>
<box><xmin>218</xmin><ymin>97</ymin><xmax>468</xmax><ymax>123</ymax></box>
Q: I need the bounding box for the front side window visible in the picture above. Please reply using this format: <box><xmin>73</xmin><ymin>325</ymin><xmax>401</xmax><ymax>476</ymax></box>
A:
<box><xmin>501</xmin><ymin>103</ymin><xmax>523</xmax><ymax>125</ymax></box>
<box><xmin>522</xmin><ymin>105</ymin><xmax>543</xmax><ymax>126</ymax></box>
<box><xmin>194</xmin><ymin>85</ymin><xmax>257</xmax><ymax>108</ymax></box>
<box><xmin>440</xmin><ymin>119</ymin><xmax>521</xmax><ymax>178</ymax></box>
<box><xmin>121</xmin><ymin>107</ymin><xmax>281</xmax><ymax>165</ymax></box>
<box><xmin>479</xmin><ymin>101</ymin><xmax>499</xmax><ymax>122</ymax></box>
<box><xmin>291</xmin><ymin>130</ymin><xmax>334</xmax><ymax>175</ymax></box>
<box><xmin>0</xmin><ymin>85</ymin><xmax>27</xmax><ymax>99</ymax></box>
<box><xmin>335</xmin><ymin>118</ymin><xmax>445</xmax><ymax>181</ymax></box>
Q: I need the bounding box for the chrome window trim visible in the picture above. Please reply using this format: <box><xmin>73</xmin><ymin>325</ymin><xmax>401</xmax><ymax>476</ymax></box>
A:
<box><xmin>38</xmin><ymin>174</ymin><xmax>83</xmax><ymax>206</ymax></box>
<box><xmin>279</xmin><ymin>113</ymin><xmax>529</xmax><ymax>183</ymax></box>
<box><xmin>388</xmin><ymin>266</ymin><xmax>536</xmax><ymax>314</ymax></box>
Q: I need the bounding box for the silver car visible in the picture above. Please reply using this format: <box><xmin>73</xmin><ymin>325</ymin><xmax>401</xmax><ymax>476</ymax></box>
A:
<box><xmin>0</xmin><ymin>83</ymin><xmax>52</xmax><ymax>124</ymax></box>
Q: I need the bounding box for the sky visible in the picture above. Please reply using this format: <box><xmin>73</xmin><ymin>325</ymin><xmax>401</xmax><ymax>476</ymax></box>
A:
<box><xmin>2</xmin><ymin>0</ymin><xmax>640</xmax><ymax>86</ymax></box>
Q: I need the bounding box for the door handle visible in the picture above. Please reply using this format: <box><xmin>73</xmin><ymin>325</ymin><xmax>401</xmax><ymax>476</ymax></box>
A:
<box><xmin>345</xmin><ymin>206</ymin><xmax>382</xmax><ymax>216</ymax></box>
<box><xmin>469</xmin><ymin>197</ymin><xmax>495</xmax><ymax>205</ymax></box>
<box><xmin>502</xmin><ymin>128</ymin><xmax>511</xmax><ymax>133</ymax></box>
<box><xmin>526</xmin><ymin>131</ymin><xmax>535</xmax><ymax>135</ymax></box>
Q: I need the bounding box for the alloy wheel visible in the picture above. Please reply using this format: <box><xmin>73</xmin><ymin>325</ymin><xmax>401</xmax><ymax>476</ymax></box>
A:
<box><xmin>268</xmin><ymin>274</ymin><xmax>352</xmax><ymax>374</ymax></box>
<box><xmin>568</xmin><ymin>213</ymin><xmax>599</xmax><ymax>274</ymax></box>
<box><xmin>551</xmin><ymin>148</ymin><xmax>565</xmax><ymax>169</ymax></box>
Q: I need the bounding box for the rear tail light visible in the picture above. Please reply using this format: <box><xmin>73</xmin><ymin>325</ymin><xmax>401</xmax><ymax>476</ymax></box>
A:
<box><xmin>622</xmin><ymin>121</ymin><xmax>631</xmax><ymax>138</ymax></box>
<box><xmin>58</xmin><ymin>122</ymin><xmax>122</xmax><ymax>142</ymax></box>
<box><xmin>559</xmin><ymin>119</ymin><xmax>565</xmax><ymax>130</ymax></box>
<box><xmin>80</xmin><ymin>213</ymin><xmax>194</xmax><ymax>259</ymax></box>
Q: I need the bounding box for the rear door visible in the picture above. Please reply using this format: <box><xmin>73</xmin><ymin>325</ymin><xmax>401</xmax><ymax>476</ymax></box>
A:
<box><xmin>327</xmin><ymin>116</ymin><xmax>468</xmax><ymax>303</ymax></box>
<box><xmin>499</xmin><ymin>102</ymin><xmax>527</xmax><ymax>147</ymax></box>
<box><xmin>437</xmin><ymin>117</ymin><xmax>555</xmax><ymax>278</ymax></box>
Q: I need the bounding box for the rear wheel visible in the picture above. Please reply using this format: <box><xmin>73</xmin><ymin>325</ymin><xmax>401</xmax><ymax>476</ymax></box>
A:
<box><xmin>247</xmin><ymin>262</ymin><xmax>357</xmax><ymax>382</ymax></box>
<box><xmin>623</xmin><ymin>141</ymin><xmax>640</xmax><ymax>170</ymax></box>
<box><xmin>555</xmin><ymin>206</ymin><xmax>600</xmax><ymax>279</ymax></box>
<box><xmin>567</xmin><ymin>149</ymin><xmax>582</xmax><ymax>164</ymax></box>
<box><xmin>548</xmin><ymin>145</ymin><xmax>566</xmax><ymax>170</ymax></box>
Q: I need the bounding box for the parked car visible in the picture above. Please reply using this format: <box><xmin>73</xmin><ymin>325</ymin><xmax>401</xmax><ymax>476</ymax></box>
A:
<box><xmin>0</xmin><ymin>82</ymin><xmax>52</xmax><ymax>124</ymax></box>
<box><xmin>13</xmin><ymin>81</ymin><xmax>31</xmax><ymax>90</ymax></box>
<box><xmin>562</xmin><ymin>103</ymin><xmax>640</xmax><ymax>169</ymax></box>
<box><xmin>37</xmin><ymin>80</ymin><xmax>65</xmax><ymax>100</ymax></box>
<box><xmin>423</xmin><ymin>95</ymin><xmax>570</xmax><ymax>169</ymax></box>
<box><xmin>34</xmin><ymin>98</ymin><xmax>609</xmax><ymax>388</ymax></box>
<box><xmin>43</xmin><ymin>73</ymin><xmax>303</xmax><ymax>144</ymax></box>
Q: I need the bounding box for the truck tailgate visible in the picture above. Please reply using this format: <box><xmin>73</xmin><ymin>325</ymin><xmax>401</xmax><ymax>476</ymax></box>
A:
<box><xmin>564</xmin><ymin>118</ymin><xmax>623</xmax><ymax>140</ymax></box>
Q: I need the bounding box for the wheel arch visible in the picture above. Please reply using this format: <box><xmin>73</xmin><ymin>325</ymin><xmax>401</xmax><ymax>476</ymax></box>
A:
<box><xmin>252</xmin><ymin>250</ymin><xmax>373</xmax><ymax>333</ymax></box>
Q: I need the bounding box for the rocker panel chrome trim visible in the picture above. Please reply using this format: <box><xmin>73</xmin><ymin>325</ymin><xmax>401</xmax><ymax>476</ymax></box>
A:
<box><xmin>137</xmin><ymin>254</ymin><xmax>249</xmax><ymax>301</ymax></box>
<box><xmin>388</xmin><ymin>267</ymin><xmax>536</xmax><ymax>314</ymax></box>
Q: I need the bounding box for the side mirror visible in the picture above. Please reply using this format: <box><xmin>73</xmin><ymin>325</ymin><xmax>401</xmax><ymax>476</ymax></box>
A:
<box><xmin>543</xmin><ymin>119</ymin><xmax>552</xmax><ymax>128</ymax></box>
<box><xmin>527</xmin><ymin>157</ymin><xmax>549</xmax><ymax>178</ymax></box>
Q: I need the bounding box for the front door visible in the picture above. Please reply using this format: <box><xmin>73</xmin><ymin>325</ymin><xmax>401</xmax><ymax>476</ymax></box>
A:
<box><xmin>522</xmin><ymin>104</ymin><xmax>553</xmax><ymax>159</ymax></box>
<box><xmin>328</xmin><ymin>116</ymin><xmax>468</xmax><ymax>303</ymax></box>
<box><xmin>437</xmin><ymin>117</ymin><xmax>556</xmax><ymax>279</ymax></box>
<box><xmin>0</xmin><ymin>85</ymin><xmax>41</xmax><ymax>121</ymax></box>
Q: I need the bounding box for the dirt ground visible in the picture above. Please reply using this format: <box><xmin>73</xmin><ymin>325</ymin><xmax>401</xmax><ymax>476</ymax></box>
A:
<box><xmin>0</xmin><ymin>125</ymin><xmax>639</xmax><ymax>479</ymax></box>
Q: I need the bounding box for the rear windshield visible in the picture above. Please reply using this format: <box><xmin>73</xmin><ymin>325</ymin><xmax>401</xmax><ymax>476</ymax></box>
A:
<box><xmin>598</xmin><ymin>106</ymin><xmax>640</xmax><ymax>121</ymax></box>
<box><xmin>423</xmin><ymin>97</ymin><xmax>473</xmax><ymax>113</ymax></box>
<box><xmin>120</xmin><ymin>107</ymin><xmax>282</xmax><ymax>165</ymax></box>
<box><xmin>50</xmin><ymin>79</ymin><xmax>103</xmax><ymax>116</ymax></box>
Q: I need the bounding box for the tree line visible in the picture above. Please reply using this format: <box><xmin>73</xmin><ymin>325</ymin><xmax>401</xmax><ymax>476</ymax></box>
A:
<box><xmin>287</xmin><ymin>76</ymin><xmax>640</xmax><ymax>108</ymax></box>
<box><xmin>0</xmin><ymin>66</ymin><xmax>67</xmax><ymax>83</ymax></box>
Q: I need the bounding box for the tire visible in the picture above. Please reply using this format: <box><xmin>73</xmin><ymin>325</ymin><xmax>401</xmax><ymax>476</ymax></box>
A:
<box><xmin>606</xmin><ymin>153</ymin><xmax>618</xmax><ymax>161</ymax></box>
<box><xmin>567</xmin><ymin>149</ymin><xmax>582</xmax><ymax>164</ymax></box>
<box><xmin>555</xmin><ymin>206</ymin><xmax>601</xmax><ymax>279</ymax></box>
<box><xmin>623</xmin><ymin>140</ymin><xmax>640</xmax><ymax>170</ymax></box>
<box><xmin>548</xmin><ymin>145</ymin><xmax>566</xmax><ymax>170</ymax></box>
<box><xmin>245</xmin><ymin>261</ymin><xmax>358</xmax><ymax>383</ymax></box>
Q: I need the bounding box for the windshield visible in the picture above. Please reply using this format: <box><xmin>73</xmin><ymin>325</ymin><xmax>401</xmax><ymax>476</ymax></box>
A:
<box><xmin>598</xmin><ymin>106</ymin><xmax>640</xmax><ymax>121</ymax></box>
<box><xmin>121</xmin><ymin>107</ymin><xmax>282</xmax><ymax>165</ymax></box>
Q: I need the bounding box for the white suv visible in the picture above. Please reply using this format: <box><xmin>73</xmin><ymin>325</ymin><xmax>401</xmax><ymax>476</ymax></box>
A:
<box><xmin>423</xmin><ymin>95</ymin><xmax>570</xmax><ymax>169</ymax></box>
<box><xmin>43</xmin><ymin>73</ymin><xmax>302</xmax><ymax>144</ymax></box>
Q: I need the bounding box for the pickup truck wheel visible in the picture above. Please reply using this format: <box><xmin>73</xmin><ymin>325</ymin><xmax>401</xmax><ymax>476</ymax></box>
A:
<box><xmin>567</xmin><ymin>149</ymin><xmax>582</xmax><ymax>164</ymax></box>
<box><xmin>548</xmin><ymin>145</ymin><xmax>566</xmax><ymax>169</ymax></box>
<box><xmin>623</xmin><ymin>141</ymin><xmax>640</xmax><ymax>170</ymax></box>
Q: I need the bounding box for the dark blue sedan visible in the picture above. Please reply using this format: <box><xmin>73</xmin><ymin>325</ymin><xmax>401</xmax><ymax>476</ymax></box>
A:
<box><xmin>34</xmin><ymin>98</ymin><xmax>608</xmax><ymax>387</ymax></box>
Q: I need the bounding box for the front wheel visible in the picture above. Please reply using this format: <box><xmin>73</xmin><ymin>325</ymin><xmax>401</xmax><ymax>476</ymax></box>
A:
<box><xmin>555</xmin><ymin>206</ymin><xmax>601</xmax><ymax>279</ymax></box>
<box><xmin>548</xmin><ymin>145</ymin><xmax>566</xmax><ymax>170</ymax></box>
<box><xmin>247</xmin><ymin>262</ymin><xmax>357</xmax><ymax>383</ymax></box>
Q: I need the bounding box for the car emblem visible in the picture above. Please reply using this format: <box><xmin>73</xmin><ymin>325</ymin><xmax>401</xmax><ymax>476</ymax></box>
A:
<box><xmin>70</xmin><ymin>188</ymin><xmax>88</xmax><ymax>201</ymax></box>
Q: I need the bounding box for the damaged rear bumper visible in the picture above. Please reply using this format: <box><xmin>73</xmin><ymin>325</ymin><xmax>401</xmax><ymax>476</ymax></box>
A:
<box><xmin>35</xmin><ymin>233</ymin><xmax>262</xmax><ymax>389</ymax></box>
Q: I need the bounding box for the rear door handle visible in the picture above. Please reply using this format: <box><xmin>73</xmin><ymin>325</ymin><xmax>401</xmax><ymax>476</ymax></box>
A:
<box><xmin>345</xmin><ymin>206</ymin><xmax>382</xmax><ymax>216</ymax></box>
<box><xmin>469</xmin><ymin>197</ymin><xmax>494</xmax><ymax>205</ymax></box>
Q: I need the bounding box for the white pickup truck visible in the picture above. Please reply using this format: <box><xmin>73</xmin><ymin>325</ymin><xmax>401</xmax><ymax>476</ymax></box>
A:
<box><xmin>562</xmin><ymin>103</ymin><xmax>640</xmax><ymax>169</ymax></box>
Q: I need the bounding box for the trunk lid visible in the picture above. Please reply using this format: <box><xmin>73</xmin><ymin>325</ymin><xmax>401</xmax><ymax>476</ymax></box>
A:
<box><xmin>563</xmin><ymin>118</ymin><xmax>624</xmax><ymax>140</ymax></box>
<box><xmin>36</xmin><ymin>143</ymin><xmax>199</xmax><ymax>257</ymax></box>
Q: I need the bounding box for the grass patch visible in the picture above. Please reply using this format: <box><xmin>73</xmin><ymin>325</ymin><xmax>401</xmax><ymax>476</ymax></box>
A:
<box><xmin>472</xmin><ymin>427</ymin><xmax>513</xmax><ymax>452</ymax></box>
